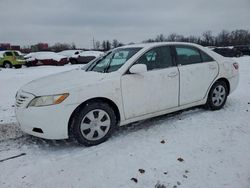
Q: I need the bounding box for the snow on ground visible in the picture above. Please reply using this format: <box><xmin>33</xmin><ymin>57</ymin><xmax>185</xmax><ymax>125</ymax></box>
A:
<box><xmin>0</xmin><ymin>57</ymin><xmax>250</xmax><ymax>188</ymax></box>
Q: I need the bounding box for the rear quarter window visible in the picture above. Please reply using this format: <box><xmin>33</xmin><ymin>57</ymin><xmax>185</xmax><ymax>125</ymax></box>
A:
<box><xmin>200</xmin><ymin>50</ymin><xmax>214</xmax><ymax>62</ymax></box>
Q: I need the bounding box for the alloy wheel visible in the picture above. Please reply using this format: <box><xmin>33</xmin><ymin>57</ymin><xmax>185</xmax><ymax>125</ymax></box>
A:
<box><xmin>80</xmin><ymin>109</ymin><xmax>111</xmax><ymax>141</ymax></box>
<box><xmin>212</xmin><ymin>85</ymin><xmax>226</xmax><ymax>106</ymax></box>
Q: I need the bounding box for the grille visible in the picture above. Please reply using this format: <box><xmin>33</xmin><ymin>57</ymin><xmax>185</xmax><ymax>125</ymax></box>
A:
<box><xmin>15</xmin><ymin>91</ymin><xmax>34</xmax><ymax>108</ymax></box>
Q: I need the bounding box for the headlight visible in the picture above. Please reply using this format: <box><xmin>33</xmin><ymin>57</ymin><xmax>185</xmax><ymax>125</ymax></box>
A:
<box><xmin>28</xmin><ymin>93</ymin><xmax>69</xmax><ymax>107</ymax></box>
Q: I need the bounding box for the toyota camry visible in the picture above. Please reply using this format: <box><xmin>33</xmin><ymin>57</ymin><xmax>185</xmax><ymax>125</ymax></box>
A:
<box><xmin>15</xmin><ymin>42</ymin><xmax>239</xmax><ymax>146</ymax></box>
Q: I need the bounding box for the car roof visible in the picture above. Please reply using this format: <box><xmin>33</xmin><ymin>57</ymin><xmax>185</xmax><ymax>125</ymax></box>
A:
<box><xmin>214</xmin><ymin>47</ymin><xmax>231</xmax><ymax>50</ymax></box>
<box><xmin>234</xmin><ymin>45</ymin><xmax>250</xmax><ymax>47</ymax></box>
<box><xmin>0</xmin><ymin>50</ymin><xmax>18</xmax><ymax>55</ymax></box>
<box><xmin>0</xmin><ymin>50</ymin><xmax>17</xmax><ymax>52</ymax></box>
<box><xmin>118</xmin><ymin>42</ymin><xmax>204</xmax><ymax>50</ymax></box>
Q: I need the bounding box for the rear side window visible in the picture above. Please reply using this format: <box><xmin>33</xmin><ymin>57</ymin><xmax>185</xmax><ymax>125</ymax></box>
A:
<box><xmin>5</xmin><ymin>52</ymin><xmax>13</xmax><ymax>56</ymax></box>
<box><xmin>136</xmin><ymin>46</ymin><xmax>173</xmax><ymax>70</ymax></box>
<box><xmin>200</xmin><ymin>50</ymin><xmax>214</xmax><ymax>62</ymax></box>
<box><xmin>175</xmin><ymin>46</ymin><xmax>202</xmax><ymax>65</ymax></box>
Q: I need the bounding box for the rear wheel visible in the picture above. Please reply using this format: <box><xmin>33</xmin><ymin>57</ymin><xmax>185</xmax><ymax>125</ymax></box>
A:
<box><xmin>70</xmin><ymin>59</ymin><xmax>78</xmax><ymax>64</ymax></box>
<box><xmin>25</xmin><ymin>62</ymin><xmax>32</xmax><ymax>67</ymax></box>
<box><xmin>71</xmin><ymin>102</ymin><xmax>117</xmax><ymax>146</ymax></box>
<box><xmin>3</xmin><ymin>61</ymin><xmax>12</xmax><ymax>68</ymax></box>
<box><xmin>206</xmin><ymin>81</ymin><xmax>228</xmax><ymax>110</ymax></box>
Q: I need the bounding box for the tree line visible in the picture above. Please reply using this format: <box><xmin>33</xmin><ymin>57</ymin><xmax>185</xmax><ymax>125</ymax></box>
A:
<box><xmin>21</xmin><ymin>29</ymin><xmax>250</xmax><ymax>52</ymax></box>
<box><xmin>95</xmin><ymin>29</ymin><xmax>250</xmax><ymax>51</ymax></box>
<box><xmin>143</xmin><ymin>29</ymin><xmax>250</xmax><ymax>47</ymax></box>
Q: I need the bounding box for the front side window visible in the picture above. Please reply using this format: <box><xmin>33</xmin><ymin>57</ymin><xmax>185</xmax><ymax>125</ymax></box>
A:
<box><xmin>176</xmin><ymin>46</ymin><xmax>202</xmax><ymax>65</ymax></box>
<box><xmin>88</xmin><ymin>48</ymin><xmax>141</xmax><ymax>73</ymax></box>
<box><xmin>136</xmin><ymin>46</ymin><xmax>173</xmax><ymax>70</ymax></box>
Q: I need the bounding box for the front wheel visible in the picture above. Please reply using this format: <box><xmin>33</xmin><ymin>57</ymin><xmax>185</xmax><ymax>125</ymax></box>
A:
<box><xmin>71</xmin><ymin>102</ymin><xmax>117</xmax><ymax>146</ymax></box>
<box><xmin>206</xmin><ymin>81</ymin><xmax>228</xmax><ymax>110</ymax></box>
<box><xmin>3</xmin><ymin>61</ymin><xmax>12</xmax><ymax>68</ymax></box>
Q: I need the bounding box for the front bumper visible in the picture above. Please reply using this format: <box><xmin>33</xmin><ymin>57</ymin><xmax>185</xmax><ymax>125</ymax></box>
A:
<box><xmin>15</xmin><ymin>92</ymin><xmax>78</xmax><ymax>140</ymax></box>
<box><xmin>15</xmin><ymin>60</ymin><xmax>26</xmax><ymax>65</ymax></box>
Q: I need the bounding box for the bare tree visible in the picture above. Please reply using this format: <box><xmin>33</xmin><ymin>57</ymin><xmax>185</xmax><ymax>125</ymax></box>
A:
<box><xmin>102</xmin><ymin>40</ymin><xmax>111</xmax><ymax>51</ymax></box>
<box><xmin>112</xmin><ymin>39</ymin><xmax>119</xmax><ymax>48</ymax></box>
<box><xmin>155</xmin><ymin>34</ymin><xmax>165</xmax><ymax>42</ymax></box>
<box><xmin>202</xmin><ymin>31</ymin><xmax>214</xmax><ymax>46</ymax></box>
<box><xmin>217</xmin><ymin>30</ymin><xmax>230</xmax><ymax>46</ymax></box>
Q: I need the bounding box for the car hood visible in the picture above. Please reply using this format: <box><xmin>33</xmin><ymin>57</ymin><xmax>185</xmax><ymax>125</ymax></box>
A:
<box><xmin>21</xmin><ymin>69</ymin><xmax>108</xmax><ymax>96</ymax></box>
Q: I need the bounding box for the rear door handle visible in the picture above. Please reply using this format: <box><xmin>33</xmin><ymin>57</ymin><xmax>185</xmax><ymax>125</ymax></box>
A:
<box><xmin>168</xmin><ymin>71</ymin><xmax>178</xmax><ymax>78</ymax></box>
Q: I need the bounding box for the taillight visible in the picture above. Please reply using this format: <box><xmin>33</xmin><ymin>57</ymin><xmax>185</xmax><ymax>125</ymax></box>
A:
<box><xmin>233</xmin><ymin>63</ymin><xmax>239</xmax><ymax>70</ymax></box>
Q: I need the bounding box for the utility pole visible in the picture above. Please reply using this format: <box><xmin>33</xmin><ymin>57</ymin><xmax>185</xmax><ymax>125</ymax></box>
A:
<box><xmin>92</xmin><ymin>37</ymin><xmax>95</xmax><ymax>50</ymax></box>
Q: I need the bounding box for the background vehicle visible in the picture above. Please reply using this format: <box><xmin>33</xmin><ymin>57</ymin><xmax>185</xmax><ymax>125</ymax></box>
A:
<box><xmin>0</xmin><ymin>50</ymin><xmax>26</xmax><ymax>68</ymax></box>
<box><xmin>69</xmin><ymin>51</ymin><xmax>104</xmax><ymax>64</ymax></box>
<box><xmin>212</xmin><ymin>47</ymin><xmax>243</xmax><ymax>57</ymax></box>
<box><xmin>24</xmin><ymin>52</ymin><xmax>68</xmax><ymax>66</ymax></box>
<box><xmin>233</xmin><ymin>45</ymin><xmax>250</xmax><ymax>55</ymax></box>
<box><xmin>57</xmin><ymin>50</ymin><xmax>83</xmax><ymax>58</ymax></box>
<box><xmin>16</xmin><ymin>42</ymin><xmax>239</xmax><ymax>146</ymax></box>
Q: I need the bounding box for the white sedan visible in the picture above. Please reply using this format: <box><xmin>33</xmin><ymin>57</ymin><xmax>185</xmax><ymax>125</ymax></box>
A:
<box><xmin>15</xmin><ymin>42</ymin><xmax>239</xmax><ymax>146</ymax></box>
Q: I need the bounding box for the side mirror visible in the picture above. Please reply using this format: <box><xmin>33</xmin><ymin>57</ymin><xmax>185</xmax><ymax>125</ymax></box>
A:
<box><xmin>129</xmin><ymin>64</ymin><xmax>147</xmax><ymax>74</ymax></box>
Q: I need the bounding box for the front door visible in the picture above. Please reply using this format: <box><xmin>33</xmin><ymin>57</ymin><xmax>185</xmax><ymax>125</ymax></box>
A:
<box><xmin>121</xmin><ymin>46</ymin><xmax>179</xmax><ymax>120</ymax></box>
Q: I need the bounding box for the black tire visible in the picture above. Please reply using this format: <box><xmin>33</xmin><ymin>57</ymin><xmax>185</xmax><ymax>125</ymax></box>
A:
<box><xmin>3</xmin><ymin>61</ymin><xmax>12</xmax><ymax>68</ymax></box>
<box><xmin>71</xmin><ymin>101</ymin><xmax>117</xmax><ymax>146</ymax></box>
<box><xmin>14</xmin><ymin>65</ymin><xmax>22</xmax><ymax>69</ymax></box>
<box><xmin>206</xmin><ymin>81</ymin><xmax>228</xmax><ymax>110</ymax></box>
<box><xmin>25</xmin><ymin>62</ymin><xmax>32</xmax><ymax>67</ymax></box>
<box><xmin>70</xmin><ymin>59</ymin><xmax>78</xmax><ymax>64</ymax></box>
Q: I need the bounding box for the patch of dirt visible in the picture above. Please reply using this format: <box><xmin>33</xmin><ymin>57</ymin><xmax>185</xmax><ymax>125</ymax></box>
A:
<box><xmin>0</xmin><ymin>123</ymin><xmax>24</xmax><ymax>141</ymax></box>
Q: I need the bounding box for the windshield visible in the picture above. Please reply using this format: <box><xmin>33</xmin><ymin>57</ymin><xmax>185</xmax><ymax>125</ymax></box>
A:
<box><xmin>86</xmin><ymin>48</ymin><xmax>141</xmax><ymax>73</ymax></box>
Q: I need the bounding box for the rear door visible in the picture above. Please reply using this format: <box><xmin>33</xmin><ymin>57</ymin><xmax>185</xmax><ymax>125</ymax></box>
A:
<box><xmin>174</xmin><ymin>45</ymin><xmax>219</xmax><ymax>106</ymax></box>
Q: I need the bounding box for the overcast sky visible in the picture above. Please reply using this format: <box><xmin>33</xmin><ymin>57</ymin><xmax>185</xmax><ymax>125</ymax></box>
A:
<box><xmin>0</xmin><ymin>0</ymin><xmax>249</xmax><ymax>48</ymax></box>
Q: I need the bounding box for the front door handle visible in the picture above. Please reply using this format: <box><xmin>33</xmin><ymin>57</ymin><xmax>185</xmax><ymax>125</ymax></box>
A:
<box><xmin>168</xmin><ymin>71</ymin><xmax>178</xmax><ymax>78</ymax></box>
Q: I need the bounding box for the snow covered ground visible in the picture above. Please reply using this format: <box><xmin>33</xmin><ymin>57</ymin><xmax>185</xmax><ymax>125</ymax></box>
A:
<box><xmin>0</xmin><ymin>57</ymin><xmax>250</xmax><ymax>188</ymax></box>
